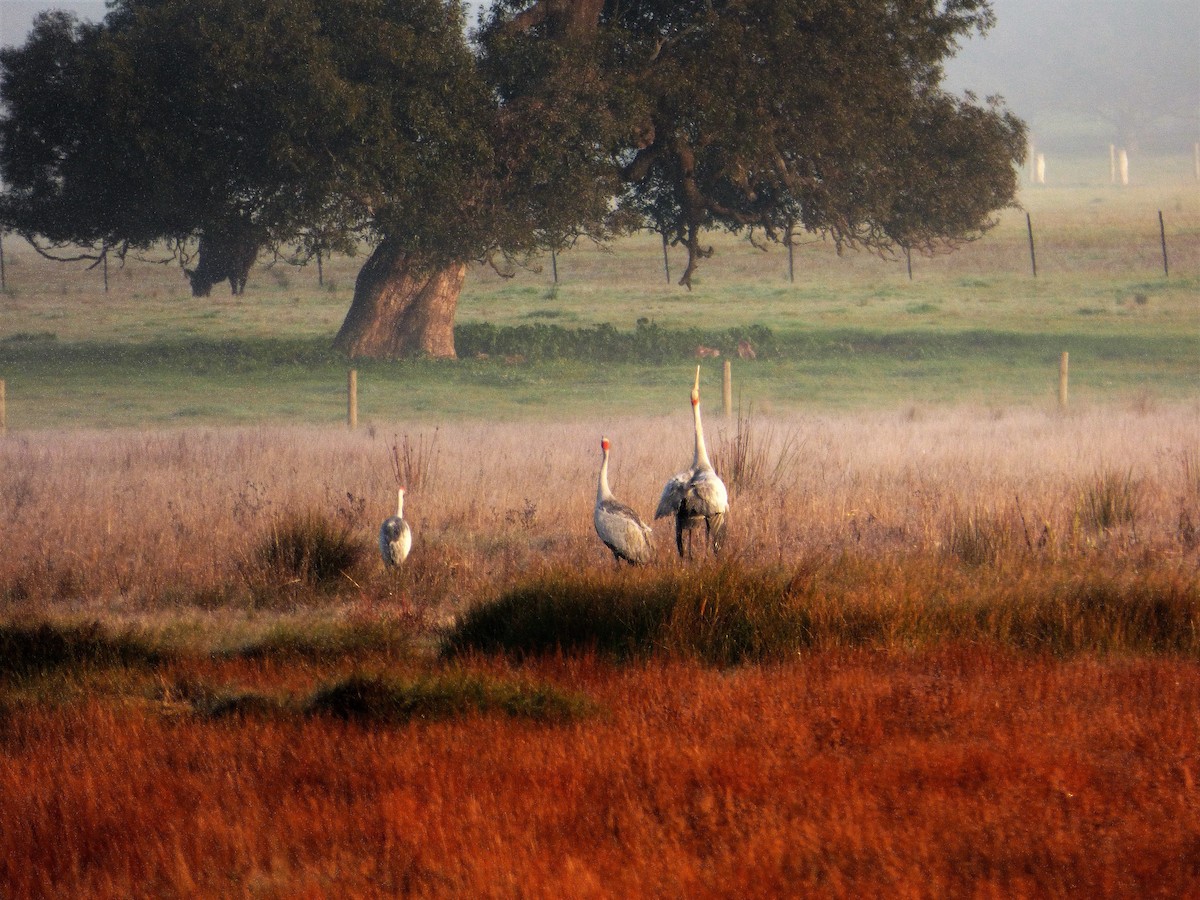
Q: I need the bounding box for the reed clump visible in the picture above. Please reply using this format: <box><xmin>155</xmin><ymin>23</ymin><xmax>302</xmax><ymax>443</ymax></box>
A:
<box><xmin>251</xmin><ymin>508</ymin><xmax>369</xmax><ymax>598</ymax></box>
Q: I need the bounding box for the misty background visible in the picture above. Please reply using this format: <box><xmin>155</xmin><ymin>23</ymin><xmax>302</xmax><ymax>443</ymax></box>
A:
<box><xmin>0</xmin><ymin>0</ymin><xmax>1196</xmax><ymax>153</ymax></box>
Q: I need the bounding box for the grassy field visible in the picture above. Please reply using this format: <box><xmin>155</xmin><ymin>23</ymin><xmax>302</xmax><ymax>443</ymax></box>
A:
<box><xmin>0</xmin><ymin>152</ymin><xmax>1196</xmax><ymax>428</ymax></box>
<box><xmin>1</xmin><ymin>407</ymin><xmax>1199</xmax><ymax>895</ymax></box>
<box><xmin>1</xmin><ymin>156</ymin><xmax>1199</xmax><ymax>896</ymax></box>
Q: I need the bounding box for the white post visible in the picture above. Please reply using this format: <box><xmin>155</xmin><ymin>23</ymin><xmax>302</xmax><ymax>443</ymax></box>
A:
<box><xmin>1118</xmin><ymin>148</ymin><xmax>1129</xmax><ymax>186</ymax></box>
<box><xmin>1036</xmin><ymin>153</ymin><xmax>1046</xmax><ymax>185</ymax></box>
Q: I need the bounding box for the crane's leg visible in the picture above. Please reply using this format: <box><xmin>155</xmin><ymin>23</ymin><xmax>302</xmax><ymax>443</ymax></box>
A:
<box><xmin>675</xmin><ymin>505</ymin><xmax>687</xmax><ymax>558</ymax></box>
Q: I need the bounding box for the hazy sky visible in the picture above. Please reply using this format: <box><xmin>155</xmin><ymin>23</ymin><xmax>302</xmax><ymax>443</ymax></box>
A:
<box><xmin>2</xmin><ymin>1</ymin><xmax>1195</xmax><ymax>150</ymax></box>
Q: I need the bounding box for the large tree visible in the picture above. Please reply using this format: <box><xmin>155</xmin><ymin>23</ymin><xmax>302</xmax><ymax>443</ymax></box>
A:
<box><xmin>0</xmin><ymin>1</ymin><xmax>1024</xmax><ymax>358</ymax></box>
<box><xmin>0</xmin><ymin>0</ymin><xmax>362</xmax><ymax>295</ymax></box>
<box><xmin>329</xmin><ymin>0</ymin><xmax>627</xmax><ymax>358</ymax></box>
<box><xmin>335</xmin><ymin>0</ymin><xmax>1025</xmax><ymax>357</ymax></box>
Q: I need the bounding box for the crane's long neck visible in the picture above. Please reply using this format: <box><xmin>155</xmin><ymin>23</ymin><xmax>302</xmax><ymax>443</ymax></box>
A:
<box><xmin>396</xmin><ymin>489</ymin><xmax>405</xmax><ymax>519</ymax></box>
<box><xmin>692</xmin><ymin>398</ymin><xmax>712</xmax><ymax>470</ymax></box>
<box><xmin>598</xmin><ymin>448</ymin><xmax>613</xmax><ymax>502</ymax></box>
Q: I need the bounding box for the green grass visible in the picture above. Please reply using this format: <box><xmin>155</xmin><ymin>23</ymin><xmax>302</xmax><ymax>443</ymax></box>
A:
<box><xmin>1</xmin><ymin>324</ymin><xmax>1194</xmax><ymax>427</ymax></box>
<box><xmin>0</xmin><ymin>156</ymin><xmax>1196</xmax><ymax>428</ymax></box>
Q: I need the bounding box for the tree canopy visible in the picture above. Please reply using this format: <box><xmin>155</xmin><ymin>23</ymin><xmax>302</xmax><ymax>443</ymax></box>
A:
<box><xmin>477</xmin><ymin>0</ymin><xmax>1025</xmax><ymax>286</ymax></box>
<box><xmin>0</xmin><ymin>0</ymin><xmax>1026</xmax><ymax>354</ymax></box>
<box><xmin>0</xmin><ymin>0</ymin><xmax>494</xmax><ymax>284</ymax></box>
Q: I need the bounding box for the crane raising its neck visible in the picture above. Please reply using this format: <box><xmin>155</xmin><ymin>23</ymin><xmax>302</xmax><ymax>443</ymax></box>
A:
<box><xmin>691</xmin><ymin>391</ymin><xmax>713</xmax><ymax>471</ymax></box>
<box><xmin>395</xmin><ymin>487</ymin><xmax>406</xmax><ymax>519</ymax></box>
<box><xmin>598</xmin><ymin>438</ymin><xmax>614</xmax><ymax>502</ymax></box>
<box><xmin>690</xmin><ymin>366</ymin><xmax>712</xmax><ymax>471</ymax></box>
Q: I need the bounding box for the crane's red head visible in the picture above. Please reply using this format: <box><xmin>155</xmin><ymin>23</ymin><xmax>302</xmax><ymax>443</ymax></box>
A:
<box><xmin>601</xmin><ymin>437</ymin><xmax>610</xmax><ymax>451</ymax></box>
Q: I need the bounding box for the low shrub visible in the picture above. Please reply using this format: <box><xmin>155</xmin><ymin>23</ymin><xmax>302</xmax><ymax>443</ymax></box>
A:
<box><xmin>0</xmin><ymin>621</ymin><xmax>163</xmax><ymax>681</ymax></box>
<box><xmin>253</xmin><ymin>509</ymin><xmax>368</xmax><ymax>592</ymax></box>
<box><xmin>445</xmin><ymin>558</ymin><xmax>1200</xmax><ymax>664</ymax></box>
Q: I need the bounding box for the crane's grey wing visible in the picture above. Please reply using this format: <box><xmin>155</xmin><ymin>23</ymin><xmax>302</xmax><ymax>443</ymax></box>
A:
<box><xmin>596</xmin><ymin>499</ymin><xmax>654</xmax><ymax>563</ymax></box>
<box><xmin>655</xmin><ymin>470</ymin><xmax>692</xmax><ymax>519</ymax></box>
<box><xmin>379</xmin><ymin>516</ymin><xmax>412</xmax><ymax>566</ymax></box>
<box><xmin>685</xmin><ymin>468</ymin><xmax>728</xmax><ymax>517</ymax></box>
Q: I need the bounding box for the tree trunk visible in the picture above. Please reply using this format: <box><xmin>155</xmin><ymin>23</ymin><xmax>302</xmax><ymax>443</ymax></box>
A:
<box><xmin>333</xmin><ymin>238</ymin><xmax>465</xmax><ymax>359</ymax></box>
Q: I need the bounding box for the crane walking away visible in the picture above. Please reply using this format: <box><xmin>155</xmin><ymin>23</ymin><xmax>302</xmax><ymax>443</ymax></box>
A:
<box><xmin>379</xmin><ymin>486</ymin><xmax>413</xmax><ymax>568</ymax></box>
<box><xmin>594</xmin><ymin>436</ymin><xmax>654</xmax><ymax>565</ymax></box>
<box><xmin>655</xmin><ymin>366</ymin><xmax>729</xmax><ymax>557</ymax></box>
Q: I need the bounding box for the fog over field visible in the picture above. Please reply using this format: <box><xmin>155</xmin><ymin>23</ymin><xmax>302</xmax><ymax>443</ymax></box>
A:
<box><xmin>3</xmin><ymin>1</ymin><xmax>1195</xmax><ymax>152</ymax></box>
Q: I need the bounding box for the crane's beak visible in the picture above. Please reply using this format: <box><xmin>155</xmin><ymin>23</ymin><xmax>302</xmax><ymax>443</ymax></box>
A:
<box><xmin>693</xmin><ymin>365</ymin><xmax>700</xmax><ymax>391</ymax></box>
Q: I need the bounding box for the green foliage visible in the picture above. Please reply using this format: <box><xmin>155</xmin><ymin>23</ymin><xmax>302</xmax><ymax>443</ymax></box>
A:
<box><xmin>0</xmin><ymin>0</ymin><xmax>487</xmax><ymax>268</ymax></box>
<box><xmin>529</xmin><ymin>0</ymin><xmax>1027</xmax><ymax>285</ymax></box>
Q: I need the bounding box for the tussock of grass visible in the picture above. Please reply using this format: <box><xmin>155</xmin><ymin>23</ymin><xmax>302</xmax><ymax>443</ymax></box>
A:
<box><xmin>1078</xmin><ymin>469</ymin><xmax>1142</xmax><ymax>532</ymax></box>
<box><xmin>446</xmin><ymin>559</ymin><xmax>1200</xmax><ymax>664</ymax></box>
<box><xmin>0</xmin><ymin>621</ymin><xmax>164</xmax><ymax>680</ymax></box>
<box><xmin>307</xmin><ymin>672</ymin><xmax>591</xmax><ymax>724</ymax></box>
<box><xmin>252</xmin><ymin>509</ymin><xmax>368</xmax><ymax>593</ymax></box>
<box><xmin>445</xmin><ymin>564</ymin><xmax>813</xmax><ymax>666</ymax></box>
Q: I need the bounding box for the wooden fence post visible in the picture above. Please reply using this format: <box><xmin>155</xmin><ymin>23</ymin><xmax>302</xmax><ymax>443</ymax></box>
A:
<box><xmin>0</xmin><ymin>230</ymin><xmax>6</xmax><ymax>293</ymax></box>
<box><xmin>1058</xmin><ymin>352</ymin><xmax>1069</xmax><ymax>411</ymax></box>
<box><xmin>347</xmin><ymin>369</ymin><xmax>358</xmax><ymax>430</ymax></box>
<box><xmin>722</xmin><ymin>360</ymin><xmax>732</xmax><ymax>418</ymax></box>
<box><xmin>1159</xmin><ymin>211</ymin><xmax>1169</xmax><ymax>278</ymax></box>
<box><xmin>1026</xmin><ymin>213</ymin><xmax>1038</xmax><ymax>278</ymax></box>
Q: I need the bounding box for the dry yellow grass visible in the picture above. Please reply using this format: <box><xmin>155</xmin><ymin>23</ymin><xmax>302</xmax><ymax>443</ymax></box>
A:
<box><xmin>3</xmin><ymin>404</ymin><xmax>1199</xmax><ymax>897</ymax></box>
<box><xmin>2</xmin><ymin>402</ymin><xmax>1196</xmax><ymax>634</ymax></box>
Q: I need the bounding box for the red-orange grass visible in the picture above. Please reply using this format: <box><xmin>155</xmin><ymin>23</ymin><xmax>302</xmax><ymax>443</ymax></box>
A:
<box><xmin>2</xmin><ymin>647</ymin><xmax>1198</xmax><ymax>898</ymax></box>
